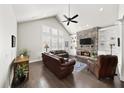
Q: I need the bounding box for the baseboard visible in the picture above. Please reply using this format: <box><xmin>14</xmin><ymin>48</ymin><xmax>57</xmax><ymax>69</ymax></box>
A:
<box><xmin>29</xmin><ymin>58</ymin><xmax>42</xmax><ymax>63</ymax></box>
<box><xmin>9</xmin><ymin>75</ymin><xmax>14</xmax><ymax>88</ymax></box>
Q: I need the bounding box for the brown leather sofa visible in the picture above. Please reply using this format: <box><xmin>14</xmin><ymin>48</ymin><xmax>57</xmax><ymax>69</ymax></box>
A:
<box><xmin>50</xmin><ymin>50</ymin><xmax>69</xmax><ymax>58</ymax></box>
<box><xmin>87</xmin><ymin>55</ymin><xmax>118</xmax><ymax>80</ymax></box>
<box><xmin>42</xmin><ymin>53</ymin><xmax>75</xmax><ymax>79</ymax></box>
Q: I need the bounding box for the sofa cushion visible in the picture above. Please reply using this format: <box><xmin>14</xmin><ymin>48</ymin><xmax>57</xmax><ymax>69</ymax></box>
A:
<box><xmin>50</xmin><ymin>50</ymin><xmax>67</xmax><ymax>54</ymax></box>
<box><xmin>49</xmin><ymin>50</ymin><xmax>69</xmax><ymax>58</ymax></box>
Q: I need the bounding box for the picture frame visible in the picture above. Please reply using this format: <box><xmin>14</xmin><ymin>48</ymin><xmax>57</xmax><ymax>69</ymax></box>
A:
<box><xmin>118</xmin><ymin>37</ymin><xmax>120</xmax><ymax>47</ymax></box>
<box><xmin>12</xmin><ymin>35</ymin><xmax>16</xmax><ymax>47</ymax></box>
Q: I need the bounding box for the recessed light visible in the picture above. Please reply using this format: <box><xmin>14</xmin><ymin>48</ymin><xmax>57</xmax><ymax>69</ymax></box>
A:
<box><xmin>99</xmin><ymin>8</ymin><xmax>104</xmax><ymax>12</ymax></box>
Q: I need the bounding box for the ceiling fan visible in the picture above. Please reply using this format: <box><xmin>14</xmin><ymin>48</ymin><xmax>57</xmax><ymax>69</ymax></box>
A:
<box><xmin>62</xmin><ymin>4</ymin><xmax>79</xmax><ymax>26</ymax></box>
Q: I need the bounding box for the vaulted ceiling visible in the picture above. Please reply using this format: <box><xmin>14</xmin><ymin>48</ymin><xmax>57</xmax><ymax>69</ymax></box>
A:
<box><xmin>13</xmin><ymin>4</ymin><xmax>119</xmax><ymax>34</ymax></box>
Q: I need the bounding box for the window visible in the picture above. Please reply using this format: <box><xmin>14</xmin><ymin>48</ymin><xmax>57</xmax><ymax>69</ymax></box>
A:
<box><xmin>41</xmin><ymin>26</ymin><xmax>65</xmax><ymax>52</ymax></box>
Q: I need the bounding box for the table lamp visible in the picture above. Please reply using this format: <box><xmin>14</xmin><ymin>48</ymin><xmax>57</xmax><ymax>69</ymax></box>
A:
<box><xmin>44</xmin><ymin>43</ymin><xmax>49</xmax><ymax>52</ymax></box>
<box><xmin>109</xmin><ymin>37</ymin><xmax>115</xmax><ymax>55</ymax></box>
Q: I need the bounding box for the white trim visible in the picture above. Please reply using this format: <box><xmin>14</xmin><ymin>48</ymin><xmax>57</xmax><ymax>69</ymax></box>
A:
<box><xmin>29</xmin><ymin>58</ymin><xmax>42</xmax><ymax>63</ymax></box>
<box><xmin>18</xmin><ymin>14</ymin><xmax>57</xmax><ymax>23</ymax></box>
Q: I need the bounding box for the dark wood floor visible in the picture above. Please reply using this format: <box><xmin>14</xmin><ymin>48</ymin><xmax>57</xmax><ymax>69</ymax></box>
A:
<box><xmin>14</xmin><ymin>61</ymin><xmax>124</xmax><ymax>88</ymax></box>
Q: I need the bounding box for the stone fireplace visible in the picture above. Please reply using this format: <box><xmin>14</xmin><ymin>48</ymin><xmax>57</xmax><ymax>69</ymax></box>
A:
<box><xmin>76</xmin><ymin>27</ymin><xmax>99</xmax><ymax>57</ymax></box>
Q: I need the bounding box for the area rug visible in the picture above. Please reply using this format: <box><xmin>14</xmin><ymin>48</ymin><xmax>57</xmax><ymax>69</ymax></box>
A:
<box><xmin>74</xmin><ymin>61</ymin><xmax>87</xmax><ymax>72</ymax></box>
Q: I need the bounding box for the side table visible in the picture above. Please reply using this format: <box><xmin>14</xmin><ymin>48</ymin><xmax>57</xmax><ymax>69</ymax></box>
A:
<box><xmin>13</xmin><ymin>56</ymin><xmax>29</xmax><ymax>86</ymax></box>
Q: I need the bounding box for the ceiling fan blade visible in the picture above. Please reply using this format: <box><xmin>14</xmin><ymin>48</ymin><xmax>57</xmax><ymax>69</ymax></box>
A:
<box><xmin>71</xmin><ymin>20</ymin><xmax>78</xmax><ymax>23</ymax></box>
<box><xmin>71</xmin><ymin>14</ymin><xmax>79</xmax><ymax>19</ymax></box>
<box><xmin>64</xmin><ymin>15</ymin><xmax>69</xmax><ymax>19</ymax></box>
<box><xmin>67</xmin><ymin>21</ymin><xmax>70</xmax><ymax>26</ymax></box>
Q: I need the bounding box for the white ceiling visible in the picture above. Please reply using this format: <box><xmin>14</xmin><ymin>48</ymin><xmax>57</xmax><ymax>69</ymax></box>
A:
<box><xmin>13</xmin><ymin>4</ymin><xmax>119</xmax><ymax>34</ymax></box>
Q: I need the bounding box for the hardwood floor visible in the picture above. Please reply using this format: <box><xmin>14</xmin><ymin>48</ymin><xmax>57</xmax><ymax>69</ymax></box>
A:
<box><xmin>13</xmin><ymin>61</ymin><xmax>124</xmax><ymax>88</ymax></box>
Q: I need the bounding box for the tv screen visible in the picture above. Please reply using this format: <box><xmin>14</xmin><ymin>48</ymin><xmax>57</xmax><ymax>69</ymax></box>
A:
<box><xmin>80</xmin><ymin>38</ymin><xmax>93</xmax><ymax>45</ymax></box>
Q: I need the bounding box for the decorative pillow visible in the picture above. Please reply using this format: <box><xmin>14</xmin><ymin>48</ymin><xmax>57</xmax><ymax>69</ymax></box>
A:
<box><xmin>64</xmin><ymin>58</ymin><xmax>68</xmax><ymax>62</ymax></box>
<box><xmin>49</xmin><ymin>53</ymin><xmax>54</xmax><ymax>55</ymax></box>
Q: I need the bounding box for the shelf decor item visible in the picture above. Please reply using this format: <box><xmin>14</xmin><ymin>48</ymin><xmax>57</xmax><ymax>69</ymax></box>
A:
<box><xmin>65</xmin><ymin>41</ymin><xmax>69</xmax><ymax>47</ymax></box>
<box><xmin>20</xmin><ymin>54</ymin><xmax>24</xmax><ymax>58</ymax></box>
<box><xmin>91</xmin><ymin>51</ymin><xmax>97</xmax><ymax>58</ymax></box>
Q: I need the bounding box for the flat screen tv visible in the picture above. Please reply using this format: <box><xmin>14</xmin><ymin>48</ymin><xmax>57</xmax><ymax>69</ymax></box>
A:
<box><xmin>80</xmin><ymin>38</ymin><xmax>93</xmax><ymax>45</ymax></box>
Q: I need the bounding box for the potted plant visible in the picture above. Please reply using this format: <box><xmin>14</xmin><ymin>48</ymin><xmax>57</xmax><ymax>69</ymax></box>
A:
<box><xmin>91</xmin><ymin>51</ymin><xmax>97</xmax><ymax>58</ymax></box>
<box><xmin>19</xmin><ymin>49</ymin><xmax>29</xmax><ymax>57</ymax></box>
<box><xmin>15</xmin><ymin>64</ymin><xmax>28</xmax><ymax>82</ymax></box>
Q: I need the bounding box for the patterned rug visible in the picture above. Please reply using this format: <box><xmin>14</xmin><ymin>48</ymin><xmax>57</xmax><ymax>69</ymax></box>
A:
<box><xmin>74</xmin><ymin>61</ymin><xmax>87</xmax><ymax>72</ymax></box>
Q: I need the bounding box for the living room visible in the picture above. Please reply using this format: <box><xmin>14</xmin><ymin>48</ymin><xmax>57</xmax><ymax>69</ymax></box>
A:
<box><xmin>1</xmin><ymin>1</ymin><xmax>124</xmax><ymax>89</ymax></box>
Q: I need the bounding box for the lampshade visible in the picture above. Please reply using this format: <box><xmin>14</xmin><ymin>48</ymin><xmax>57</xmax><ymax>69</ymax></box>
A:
<box><xmin>44</xmin><ymin>43</ymin><xmax>49</xmax><ymax>48</ymax></box>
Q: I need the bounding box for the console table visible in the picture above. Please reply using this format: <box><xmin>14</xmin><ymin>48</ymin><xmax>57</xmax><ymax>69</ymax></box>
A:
<box><xmin>13</xmin><ymin>56</ymin><xmax>29</xmax><ymax>86</ymax></box>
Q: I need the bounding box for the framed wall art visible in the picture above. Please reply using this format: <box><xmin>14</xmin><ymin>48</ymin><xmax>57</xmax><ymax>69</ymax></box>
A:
<box><xmin>11</xmin><ymin>35</ymin><xmax>16</xmax><ymax>48</ymax></box>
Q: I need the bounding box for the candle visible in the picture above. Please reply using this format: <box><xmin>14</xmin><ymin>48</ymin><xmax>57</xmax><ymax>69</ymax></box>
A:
<box><xmin>20</xmin><ymin>54</ymin><xmax>24</xmax><ymax>58</ymax></box>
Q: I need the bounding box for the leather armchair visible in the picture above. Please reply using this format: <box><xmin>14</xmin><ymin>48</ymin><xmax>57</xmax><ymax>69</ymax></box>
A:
<box><xmin>87</xmin><ymin>55</ymin><xmax>118</xmax><ymax>80</ymax></box>
<box><xmin>42</xmin><ymin>53</ymin><xmax>75</xmax><ymax>79</ymax></box>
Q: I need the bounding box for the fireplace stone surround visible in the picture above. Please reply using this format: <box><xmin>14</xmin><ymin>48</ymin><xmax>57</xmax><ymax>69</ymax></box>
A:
<box><xmin>76</xmin><ymin>27</ymin><xmax>99</xmax><ymax>57</ymax></box>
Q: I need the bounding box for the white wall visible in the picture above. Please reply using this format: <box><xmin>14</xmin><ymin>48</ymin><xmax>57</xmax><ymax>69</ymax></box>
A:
<box><xmin>98</xmin><ymin>26</ymin><xmax>120</xmax><ymax>55</ymax></box>
<box><xmin>0</xmin><ymin>5</ymin><xmax>17</xmax><ymax>87</ymax></box>
<box><xmin>18</xmin><ymin>17</ymin><xmax>70</xmax><ymax>62</ymax></box>
<box><xmin>118</xmin><ymin>4</ymin><xmax>124</xmax><ymax>19</ymax></box>
<box><xmin>117</xmin><ymin>4</ymin><xmax>124</xmax><ymax>81</ymax></box>
<box><xmin>119</xmin><ymin>19</ymin><xmax>124</xmax><ymax>81</ymax></box>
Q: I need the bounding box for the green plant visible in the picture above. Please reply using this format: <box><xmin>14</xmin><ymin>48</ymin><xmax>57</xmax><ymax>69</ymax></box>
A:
<box><xmin>19</xmin><ymin>49</ymin><xmax>29</xmax><ymax>56</ymax></box>
<box><xmin>91</xmin><ymin>51</ymin><xmax>97</xmax><ymax>58</ymax></box>
<box><xmin>15</xmin><ymin>64</ymin><xmax>28</xmax><ymax>81</ymax></box>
